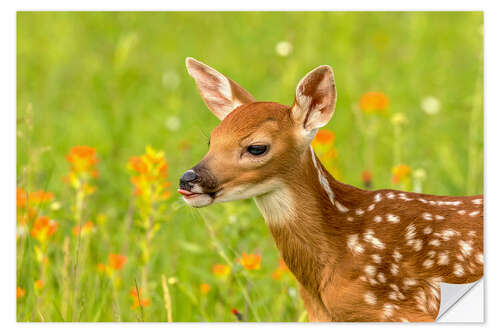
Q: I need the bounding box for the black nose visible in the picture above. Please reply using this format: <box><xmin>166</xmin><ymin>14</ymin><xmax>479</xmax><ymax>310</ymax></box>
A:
<box><xmin>181</xmin><ymin>170</ymin><xmax>198</xmax><ymax>182</ymax></box>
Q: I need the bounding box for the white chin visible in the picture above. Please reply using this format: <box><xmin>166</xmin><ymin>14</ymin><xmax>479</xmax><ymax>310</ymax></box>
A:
<box><xmin>183</xmin><ymin>194</ymin><xmax>214</xmax><ymax>207</ymax></box>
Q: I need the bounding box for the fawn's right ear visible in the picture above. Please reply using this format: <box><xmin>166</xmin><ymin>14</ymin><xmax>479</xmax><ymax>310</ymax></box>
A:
<box><xmin>292</xmin><ymin>65</ymin><xmax>337</xmax><ymax>133</ymax></box>
<box><xmin>185</xmin><ymin>57</ymin><xmax>256</xmax><ymax>121</ymax></box>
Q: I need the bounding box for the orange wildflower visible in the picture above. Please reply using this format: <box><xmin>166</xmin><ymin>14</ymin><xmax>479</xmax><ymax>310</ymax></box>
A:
<box><xmin>73</xmin><ymin>221</ymin><xmax>94</xmax><ymax>236</ymax></box>
<box><xmin>34</xmin><ymin>280</ymin><xmax>44</xmax><ymax>290</ymax></box>
<box><xmin>16</xmin><ymin>287</ymin><xmax>25</xmax><ymax>299</ymax></box>
<box><xmin>237</xmin><ymin>253</ymin><xmax>262</xmax><ymax>271</ymax></box>
<box><xmin>212</xmin><ymin>264</ymin><xmax>231</xmax><ymax>278</ymax></box>
<box><xmin>30</xmin><ymin>216</ymin><xmax>57</xmax><ymax>242</ymax></box>
<box><xmin>108</xmin><ymin>253</ymin><xmax>127</xmax><ymax>270</ymax></box>
<box><xmin>200</xmin><ymin>283</ymin><xmax>211</xmax><ymax>294</ymax></box>
<box><xmin>97</xmin><ymin>263</ymin><xmax>106</xmax><ymax>272</ymax></box>
<box><xmin>127</xmin><ymin>146</ymin><xmax>170</xmax><ymax>201</ymax></box>
<box><xmin>360</xmin><ymin>92</ymin><xmax>389</xmax><ymax>114</ymax></box>
<box><xmin>66</xmin><ymin>146</ymin><xmax>98</xmax><ymax>174</ymax></box>
<box><xmin>392</xmin><ymin>164</ymin><xmax>412</xmax><ymax>184</ymax></box>
<box><xmin>17</xmin><ymin>188</ymin><xmax>27</xmax><ymax>208</ymax></box>
<box><xmin>361</xmin><ymin>170</ymin><xmax>372</xmax><ymax>188</ymax></box>
<box><xmin>313</xmin><ymin>129</ymin><xmax>335</xmax><ymax>146</ymax></box>
<box><xmin>130</xmin><ymin>288</ymin><xmax>151</xmax><ymax>309</ymax></box>
<box><xmin>28</xmin><ymin>190</ymin><xmax>54</xmax><ymax>204</ymax></box>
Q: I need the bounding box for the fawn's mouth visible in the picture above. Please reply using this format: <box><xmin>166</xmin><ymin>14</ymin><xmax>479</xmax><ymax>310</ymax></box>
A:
<box><xmin>177</xmin><ymin>189</ymin><xmax>219</xmax><ymax>207</ymax></box>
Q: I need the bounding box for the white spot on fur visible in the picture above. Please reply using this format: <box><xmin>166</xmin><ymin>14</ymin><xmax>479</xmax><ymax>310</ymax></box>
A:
<box><xmin>364</xmin><ymin>265</ymin><xmax>376</xmax><ymax>277</ymax></box>
<box><xmin>403</xmin><ymin>278</ymin><xmax>417</xmax><ymax>289</ymax></box>
<box><xmin>456</xmin><ymin>254</ymin><xmax>465</xmax><ymax>261</ymax></box>
<box><xmin>390</xmin><ymin>263</ymin><xmax>399</xmax><ymax>276</ymax></box>
<box><xmin>386</xmin><ymin>214</ymin><xmax>400</xmax><ymax>223</ymax></box>
<box><xmin>476</xmin><ymin>252</ymin><xmax>483</xmax><ymax>264</ymax></box>
<box><xmin>424</xmin><ymin>226</ymin><xmax>433</xmax><ymax>235</ymax></box>
<box><xmin>382</xmin><ymin>303</ymin><xmax>397</xmax><ymax>319</ymax></box>
<box><xmin>454</xmin><ymin>263</ymin><xmax>465</xmax><ymax>277</ymax></box>
<box><xmin>458</xmin><ymin>210</ymin><xmax>466</xmax><ymax>215</ymax></box>
<box><xmin>369</xmin><ymin>278</ymin><xmax>379</xmax><ymax>286</ymax></box>
<box><xmin>371</xmin><ymin>254</ymin><xmax>382</xmax><ymax>264</ymax></box>
<box><xmin>367</xmin><ymin>204</ymin><xmax>375</xmax><ymax>211</ymax></box>
<box><xmin>468</xmin><ymin>231</ymin><xmax>477</xmax><ymax>238</ymax></box>
<box><xmin>458</xmin><ymin>240</ymin><xmax>473</xmax><ymax>257</ymax></box>
<box><xmin>377</xmin><ymin>272</ymin><xmax>387</xmax><ymax>284</ymax></box>
<box><xmin>437</xmin><ymin>252</ymin><xmax>450</xmax><ymax>265</ymax></box>
<box><xmin>393</xmin><ymin>249</ymin><xmax>402</xmax><ymax>262</ymax></box>
<box><xmin>437</xmin><ymin>229</ymin><xmax>460</xmax><ymax>241</ymax></box>
<box><xmin>422</xmin><ymin>212</ymin><xmax>433</xmax><ymax>221</ymax></box>
<box><xmin>418</xmin><ymin>198</ymin><xmax>428</xmax><ymax>204</ymax></box>
<box><xmin>472</xmin><ymin>198</ymin><xmax>482</xmax><ymax>205</ymax></box>
<box><xmin>400</xmin><ymin>317</ymin><xmax>409</xmax><ymax>322</ymax></box>
<box><xmin>429</xmin><ymin>239</ymin><xmax>441</xmax><ymax>247</ymax></box>
<box><xmin>374</xmin><ymin>193</ymin><xmax>382</xmax><ymax>202</ymax></box>
<box><xmin>408</xmin><ymin>239</ymin><xmax>423</xmax><ymax>251</ymax></box>
<box><xmin>435</xmin><ymin>215</ymin><xmax>445</xmax><ymax>221</ymax></box>
<box><xmin>335</xmin><ymin>201</ymin><xmax>349</xmax><ymax>213</ymax></box>
<box><xmin>347</xmin><ymin>216</ymin><xmax>354</xmax><ymax>222</ymax></box>
<box><xmin>347</xmin><ymin>234</ymin><xmax>364</xmax><ymax>255</ymax></box>
<box><xmin>355</xmin><ymin>208</ymin><xmax>364</xmax><ymax>216</ymax></box>
<box><xmin>405</xmin><ymin>224</ymin><xmax>416</xmax><ymax>240</ymax></box>
<box><xmin>387</xmin><ymin>192</ymin><xmax>395</xmax><ymax>199</ymax></box>
<box><xmin>363</xmin><ymin>229</ymin><xmax>385</xmax><ymax>249</ymax></box>
<box><xmin>423</xmin><ymin>259</ymin><xmax>434</xmax><ymax>269</ymax></box>
<box><xmin>374</xmin><ymin>215</ymin><xmax>382</xmax><ymax>223</ymax></box>
<box><xmin>364</xmin><ymin>292</ymin><xmax>377</xmax><ymax>305</ymax></box>
<box><xmin>469</xmin><ymin>211</ymin><xmax>480</xmax><ymax>217</ymax></box>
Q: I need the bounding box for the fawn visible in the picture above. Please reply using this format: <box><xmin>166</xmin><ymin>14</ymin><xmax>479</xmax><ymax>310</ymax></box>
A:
<box><xmin>178</xmin><ymin>57</ymin><xmax>484</xmax><ymax>322</ymax></box>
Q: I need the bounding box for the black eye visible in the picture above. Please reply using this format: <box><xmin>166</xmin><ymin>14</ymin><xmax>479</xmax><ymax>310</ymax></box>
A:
<box><xmin>247</xmin><ymin>145</ymin><xmax>268</xmax><ymax>156</ymax></box>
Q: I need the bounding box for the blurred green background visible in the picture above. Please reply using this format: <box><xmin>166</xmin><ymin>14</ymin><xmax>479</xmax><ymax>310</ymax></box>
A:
<box><xmin>17</xmin><ymin>12</ymin><xmax>483</xmax><ymax>322</ymax></box>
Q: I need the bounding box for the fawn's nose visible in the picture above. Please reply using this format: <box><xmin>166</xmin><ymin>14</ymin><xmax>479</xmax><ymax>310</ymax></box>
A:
<box><xmin>182</xmin><ymin>170</ymin><xmax>198</xmax><ymax>182</ymax></box>
<box><xmin>179</xmin><ymin>169</ymin><xmax>198</xmax><ymax>191</ymax></box>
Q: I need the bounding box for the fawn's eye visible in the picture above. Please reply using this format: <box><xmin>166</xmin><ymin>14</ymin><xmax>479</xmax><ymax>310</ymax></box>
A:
<box><xmin>247</xmin><ymin>145</ymin><xmax>268</xmax><ymax>156</ymax></box>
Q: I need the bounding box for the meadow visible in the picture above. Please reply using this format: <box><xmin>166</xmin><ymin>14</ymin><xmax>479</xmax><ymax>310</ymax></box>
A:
<box><xmin>16</xmin><ymin>12</ymin><xmax>483</xmax><ymax>322</ymax></box>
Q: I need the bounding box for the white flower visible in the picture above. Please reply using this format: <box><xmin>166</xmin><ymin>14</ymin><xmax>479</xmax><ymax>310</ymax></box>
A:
<box><xmin>421</xmin><ymin>96</ymin><xmax>441</xmax><ymax>115</ymax></box>
<box><xmin>275</xmin><ymin>41</ymin><xmax>293</xmax><ymax>57</ymax></box>
<box><xmin>162</xmin><ymin>70</ymin><xmax>180</xmax><ymax>90</ymax></box>
<box><xmin>50</xmin><ymin>201</ymin><xmax>61</xmax><ymax>211</ymax></box>
<box><xmin>165</xmin><ymin>116</ymin><xmax>181</xmax><ymax>132</ymax></box>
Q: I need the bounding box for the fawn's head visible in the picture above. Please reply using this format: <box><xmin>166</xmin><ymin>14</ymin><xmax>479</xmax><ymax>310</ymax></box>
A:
<box><xmin>178</xmin><ymin>57</ymin><xmax>337</xmax><ymax>207</ymax></box>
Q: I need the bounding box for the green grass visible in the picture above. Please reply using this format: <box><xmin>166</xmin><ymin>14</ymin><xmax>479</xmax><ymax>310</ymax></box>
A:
<box><xmin>16</xmin><ymin>12</ymin><xmax>483</xmax><ymax>322</ymax></box>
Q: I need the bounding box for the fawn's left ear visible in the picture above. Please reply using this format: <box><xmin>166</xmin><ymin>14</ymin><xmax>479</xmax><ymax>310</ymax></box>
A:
<box><xmin>186</xmin><ymin>57</ymin><xmax>256</xmax><ymax>121</ymax></box>
<box><xmin>292</xmin><ymin>65</ymin><xmax>337</xmax><ymax>132</ymax></box>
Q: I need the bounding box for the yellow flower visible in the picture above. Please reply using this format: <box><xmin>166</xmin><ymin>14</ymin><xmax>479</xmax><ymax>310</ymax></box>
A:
<box><xmin>392</xmin><ymin>164</ymin><xmax>412</xmax><ymax>184</ymax></box>
<box><xmin>34</xmin><ymin>280</ymin><xmax>44</xmax><ymax>290</ymax></box>
<box><xmin>212</xmin><ymin>264</ymin><xmax>231</xmax><ymax>278</ymax></box>
<box><xmin>72</xmin><ymin>221</ymin><xmax>94</xmax><ymax>236</ymax></box>
<box><xmin>237</xmin><ymin>253</ymin><xmax>262</xmax><ymax>271</ymax></box>
<box><xmin>200</xmin><ymin>283</ymin><xmax>211</xmax><ymax>294</ymax></box>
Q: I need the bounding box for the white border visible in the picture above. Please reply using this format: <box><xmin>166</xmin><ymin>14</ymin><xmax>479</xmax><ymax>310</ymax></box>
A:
<box><xmin>4</xmin><ymin>1</ymin><xmax>499</xmax><ymax>332</ymax></box>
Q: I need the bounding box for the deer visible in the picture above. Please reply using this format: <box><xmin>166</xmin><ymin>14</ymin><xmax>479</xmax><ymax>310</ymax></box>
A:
<box><xmin>177</xmin><ymin>57</ymin><xmax>484</xmax><ymax>322</ymax></box>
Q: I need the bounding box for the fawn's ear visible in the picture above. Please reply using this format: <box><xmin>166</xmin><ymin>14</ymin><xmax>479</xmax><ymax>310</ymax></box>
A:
<box><xmin>292</xmin><ymin>65</ymin><xmax>337</xmax><ymax>132</ymax></box>
<box><xmin>185</xmin><ymin>57</ymin><xmax>256</xmax><ymax>120</ymax></box>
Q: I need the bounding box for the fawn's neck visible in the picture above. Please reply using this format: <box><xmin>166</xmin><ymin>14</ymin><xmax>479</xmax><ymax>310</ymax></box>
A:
<box><xmin>254</xmin><ymin>146</ymin><xmax>363</xmax><ymax>293</ymax></box>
